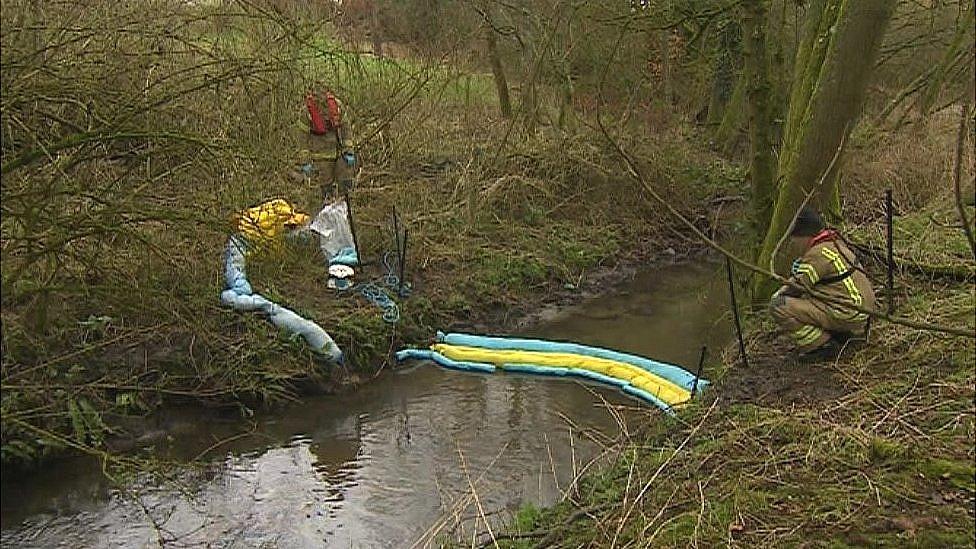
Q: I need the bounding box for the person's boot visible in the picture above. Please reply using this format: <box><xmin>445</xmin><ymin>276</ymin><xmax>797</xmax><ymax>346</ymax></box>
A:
<box><xmin>798</xmin><ymin>338</ymin><xmax>842</xmax><ymax>363</ymax></box>
<box><xmin>828</xmin><ymin>331</ymin><xmax>851</xmax><ymax>345</ymax></box>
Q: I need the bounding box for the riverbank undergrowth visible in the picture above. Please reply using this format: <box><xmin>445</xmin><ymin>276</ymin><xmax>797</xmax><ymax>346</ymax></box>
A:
<box><xmin>489</xmin><ymin>203</ymin><xmax>975</xmax><ymax>548</ymax></box>
<box><xmin>0</xmin><ymin>1</ymin><xmax>741</xmax><ymax>466</ymax></box>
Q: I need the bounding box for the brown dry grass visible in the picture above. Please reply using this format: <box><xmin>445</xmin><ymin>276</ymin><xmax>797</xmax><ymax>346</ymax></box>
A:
<box><xmin>845</xmin><ymin>107</ymin><xmax>975</xmax><ymax>221</ymax></box>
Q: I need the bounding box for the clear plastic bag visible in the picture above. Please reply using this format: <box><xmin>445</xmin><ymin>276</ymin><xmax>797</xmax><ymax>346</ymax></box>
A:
<box><xmin>310</xmin><ymin>200</ymin><xmax>357</xmax><ymax>264</ymax></box>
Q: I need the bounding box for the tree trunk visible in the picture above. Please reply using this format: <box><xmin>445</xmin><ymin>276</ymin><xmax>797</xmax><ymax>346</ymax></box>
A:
<box><xmin>768</xmin><ymin>0</ymin><xmax>791</xmax><ymax>144</ymax></box>
<box><xmin>714</xmin><ymin>71</ymin><xmax>747</xmax><ymax>151</ymax></box>
<box><xmin>370</xmin><ymin>5</ymin><xmax>384</xmax><ymax>59</ymax></box>
<box><xmin>524</xmin><ymin>82</ymin><xmax>538</xmax><ymax>131</ymax></box>
<box><xmin>741</xmin><ymin>0</ymin><xmax>776</xmax><ymax>243</ymax></box>
<box><xmin>660</xmin><ymin>30</ymin><xmax>672</xmax><ymax>103</ymax></box>
<box><xmin>659</xmin><ymin>0</ymin><xmax>673</xmax><ymax>103</ymax></box>
<box><xmin>483</xmin><ymin>8</ymin><xmax>512</xmax><ymax>118</ymax></box>
<box><xmin>705</xmin><ymin>20</ymin><xmax>740</xmax><ymax>128</ymax></box>
<box><xmin>558</xmin><ymin>18</ymin><xmax>576</xmax><ymax>131</ymax></box>
<box><xmin>557</xmin><ymin>60</ymin><xmax>576</xmax><ymax>130</ymax></box>
<box><xmin>917</xmin><ymin>8</ymin><xmax>975</xmax><ymax>117</ymax></box>
<box><xmin>752</xmin><ymin>0</ymin><xmax>896</xmax><ymax>299</ymax></box>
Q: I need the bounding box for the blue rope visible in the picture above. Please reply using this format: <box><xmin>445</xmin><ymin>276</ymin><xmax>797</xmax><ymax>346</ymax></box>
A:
<box><xmin>360</xmin><ymin>282</ymin><xmax>400</xmax><ymax>323</ymax></box>
<box><xmin>341</xmin><ymin>251</ymin><xmax>411</xmax><ymax>324</ymax></box>
<box><xmin>379</xmin><ymin>251</ymin><xmax>412</xmax><ymax>298</ymax></box>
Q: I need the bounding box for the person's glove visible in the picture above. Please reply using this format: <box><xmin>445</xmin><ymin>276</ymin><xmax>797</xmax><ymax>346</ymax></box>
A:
<box><xmin>791</xmin><ymin>258</ymin><xmax>803</xmax><ymax>275</ymax></box>
<box><xmin>770</xmin><ymin>285</ymin><xmax>791</xmax><ymax>309</ymax></box>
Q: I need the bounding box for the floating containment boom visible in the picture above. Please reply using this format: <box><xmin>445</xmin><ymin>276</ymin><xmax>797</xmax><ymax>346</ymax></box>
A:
<box><xmin>396</xmin><ymin>332</ymin><xmax>709</xmax><ymax>413</ymax></box>
<box><xmin>221</xmin><ymin>234</ymin><xmax>342</xmax><ymax>362</ymax></box>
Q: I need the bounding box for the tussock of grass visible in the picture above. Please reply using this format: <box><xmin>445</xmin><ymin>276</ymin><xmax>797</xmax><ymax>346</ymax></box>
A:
<box><xmin>499</xmin><ymin>345</ymin><xmax>973</xmax><ymax>546</ymax></box>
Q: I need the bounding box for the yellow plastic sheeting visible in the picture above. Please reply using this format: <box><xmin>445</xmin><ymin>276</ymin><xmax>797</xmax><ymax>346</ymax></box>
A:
<box><xmin>431</xmin><ymin>344</ymin><xmax>691</xmax><ymax>405</ymax></box>
<box><xmin>236</xmin><ymin>199</ymin><xmax>309</xmax><ymax>246</ymax></box>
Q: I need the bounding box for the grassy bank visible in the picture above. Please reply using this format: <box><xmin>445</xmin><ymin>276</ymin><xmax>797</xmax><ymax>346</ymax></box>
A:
<box><xmin>487</xmin><ymin>206</ymin><xmax>975</xmax><ymax>547</ymax></box>
<box><xmin>0</xmin><ymin>2</ymin><xmax>740</xmax><ymax>465</ymax></box>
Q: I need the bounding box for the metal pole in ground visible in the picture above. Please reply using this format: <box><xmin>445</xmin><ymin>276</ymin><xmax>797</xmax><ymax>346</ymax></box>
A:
<box><xmin>725</xmin><ymin>255</ymin><xmax>750</xmax><ymax>370</ymax></box>
<box><xmin>392</xmin><ymin>205</ymin><xmax>402</xmax><ymax>265</ymax></box>
<box><xmin>344</xmin><ymin>191</ymin><xmax>361</xmax><ymax>265</ymax></box>
<box><xmin>885</xmin><ymin>189</ymin><xmax>895</xmax><ymax>315</ymax></box>
<box><xmin>691</xmin><ymin>345</ymin><xmax>707</xmax><ymax>397</ymax></box>
<box><xmin>398</xmin><ymin>228</ymin><xmax>409</xmax><ymax>296</ymax></box>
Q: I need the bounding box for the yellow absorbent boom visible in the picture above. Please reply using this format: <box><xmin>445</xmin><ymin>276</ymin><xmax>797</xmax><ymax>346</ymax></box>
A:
<box><xmin>431</xmin><ymin>344</ymin><xmax>691</xmax><ymax>406</ymax></box>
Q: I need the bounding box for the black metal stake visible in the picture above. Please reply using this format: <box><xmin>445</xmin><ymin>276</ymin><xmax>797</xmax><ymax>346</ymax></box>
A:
<box><xmin>691</xmin><ymin>345</ymin><xmax>707</xmax><ymax>397</ymax></box>
<box><xmin>885</xmin><ymin>189</ymin><xmax>895</xmax><ymax>315</ymax></box>
<box><xmin>398</xmin><ymin>228</ymin><xmax>409</xmax><ymax>296</ymax></box>
<box><xmin>725</xmin><ymin>256</ymin><xmax>750</xmax><ymax>370</ymax></box>
<box><xmin>344</xmin><ymin>191</ymin><xmax>361</xmax><ymax>265</ymax></box>
<box><xmin>392</xmin><ymin>205</ymin><xmax>402</xmax><ymax>266</ymax></box>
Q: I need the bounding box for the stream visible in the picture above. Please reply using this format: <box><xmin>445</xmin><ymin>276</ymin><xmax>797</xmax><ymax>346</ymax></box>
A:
<box><xmin>0</xmin><ymin>261</ymin><xmax>730</xmax><ymax>548</ymax></box>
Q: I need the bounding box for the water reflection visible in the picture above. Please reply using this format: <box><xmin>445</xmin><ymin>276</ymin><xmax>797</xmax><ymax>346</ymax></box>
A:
<box><xmin>1</xmin><ymin>261</ymin><xmax>728</xmax><ymax>548</ymax></box>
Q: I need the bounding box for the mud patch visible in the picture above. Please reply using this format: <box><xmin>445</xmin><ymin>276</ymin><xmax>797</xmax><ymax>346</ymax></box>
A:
<box><xmin>719</xmin><ymin>339</ymin><xmax>851</xmax><ymax>407</ymax></box>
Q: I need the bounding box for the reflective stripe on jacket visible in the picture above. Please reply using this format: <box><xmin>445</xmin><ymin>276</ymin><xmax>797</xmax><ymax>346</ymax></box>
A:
<box><xmin>789</xmin><ymin>238</ymin><xmax>876</xmax><ymax>322</ymax></box>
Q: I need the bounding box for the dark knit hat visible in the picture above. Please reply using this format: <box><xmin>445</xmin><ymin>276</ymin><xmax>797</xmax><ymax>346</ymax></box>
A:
<box><xmin>791</xmin><ymin>207</ymin><xmax>825</xmax><ymax>237</ymax></box>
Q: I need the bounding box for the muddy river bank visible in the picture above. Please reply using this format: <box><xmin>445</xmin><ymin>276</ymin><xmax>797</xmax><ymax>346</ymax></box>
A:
<box><xmin>1</xmin><ymin>261</ymin><xmax>730</xmax><ymax>548</ymax></box>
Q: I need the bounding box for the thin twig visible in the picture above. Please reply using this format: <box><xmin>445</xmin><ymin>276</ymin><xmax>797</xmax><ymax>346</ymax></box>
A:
<box><xmin>456</xmin><ymin>443</ymin><xmax>499</xmax><ymax>549</ymax></box>
<box><xmin>610</xmin><ymin>399</ymin><xmax>719</xmax><ymax>546</ymax></box>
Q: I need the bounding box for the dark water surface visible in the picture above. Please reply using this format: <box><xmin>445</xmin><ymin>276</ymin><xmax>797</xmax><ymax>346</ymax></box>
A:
<box><xmin>1</xmin><ymin>261</ymin><xmax>729</xmax><ymax>548</ymax></box>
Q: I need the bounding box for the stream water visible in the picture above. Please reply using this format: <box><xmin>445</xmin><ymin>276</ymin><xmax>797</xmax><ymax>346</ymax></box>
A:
<box><xmin>0</xmin><ymin>261</ymin><xmax>730</xmax><ymax>548</ymax></box>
